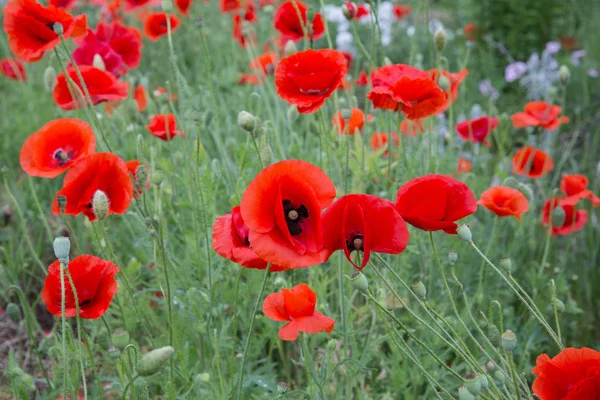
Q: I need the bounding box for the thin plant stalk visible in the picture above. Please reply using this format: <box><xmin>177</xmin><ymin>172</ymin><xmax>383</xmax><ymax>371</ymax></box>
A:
<box><xmin>66</xmin><ymin>271</ymin><xmax>88</xmax><ymax>400</ymax></box>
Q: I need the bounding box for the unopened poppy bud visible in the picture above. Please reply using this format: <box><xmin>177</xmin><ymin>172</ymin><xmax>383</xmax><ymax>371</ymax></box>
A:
<box><xmin>553</xmin><ymin>298</ymin><xmax>565</xmax><ymax>313</ymax></box>
<box><xmin>456</xmin><ymin>224</ymin><xmax>472</xmax><ymax>242</ymax></box>
<box><xmin>56</xmin><ymin>195</ymin><xmax>67</xmax><ymax>213</ymax></box>
<box><xmin>108</xmin><ymin>346</ymin><xmax>121</xmax><ymax>359</ymax></box>
<box><xmin>340</xmin><ymin>106</ymin><xmax>353</xmax><ymax>120</ymax></box>
<box><xmin>136</xmin><ymin>346</ymin><xmax>175</xmax><ymax>377</ymax></box>
<box><xmin>277</xmin><ymin>382</ymin><xmax>289</xmax><ymax>394</ymax></box>
<box><xmin>195</xmin><ymin>372</ymin><xmax>210</xmax><ymax>384</ymax></box>
<box><xmin>112</xmin><ymin>329</ymin><xmax>130</xmax><ymax>350</ymax></box>
<box><xmin>92</xmin><ymin>190</ymin><xmax>109</xmax><ymax>220</ymax></box>
<box><xmin>92</xmin><ymin>54</ymin><xmax>106</xmax><ymax>71</ymax></box>
<box><xmin>151</xmin><ymin>171</ymin><xmax>164</xmax><ymax>187</ymax></box>
<box><xmin>486</xmin><ymin>360</ymin><xmax>495</xmax><ymax>372</ymax></box>
<box><xmin>383</xmin><ymin>57</ymin><xmax>393</xmax><ymax>66</ymax></box>
<box><xmin>273</xmin><ymin>276</ymin><xmax>286</xmax><ymax>288</ymax></box>
<box><xmin>238</xmin><ymin>111</ymin><xmax>256</xmax><ymax>133</ymax></box>
<box><xmin>44</xmin><ymin>67</ymin><xmax>57</xmax><ymax>92</ymax></box>
<box><xmin>260</xmin><ymin>144</ymin><xmax>273</xmax><ymax>166</ymax></box>
<box><xmin>434</xmin><ymin>28</ymin><xmax>447</xmax><ymax>52</ymax></box>
<box><xmin>6</xmin><ymin>303</ymin><xmax>21</xmax><ymax>323</ymax></box>
<box><xmin>458</xmin><ymin>385</ymin><xmax>475</xmax><ymax>400</ymax></box>
<box><xmin>350</xmin><ymin>271</ymin><xmax>369</xmax><ymax>294</ymax></box>
<box><xmin>559</xmin><ymin>65</ymin><xmax>570</xmax><ymax>84</ymax></box>
<box><xmin>478</xmin><ymin>373</ymin><xmax>489</xmax><ymax>389</ymax></box>
<box><xmin>448</xmin><ymin>250</ymin><xmax>458</xmax><ymax>265</ymax></box>
<box><xmin>438</xmin><ymin>75</ymin><xmax>450</xmax><ymax>91</ymax></box>
<box><xmin>464</xmin><ymin>374</ymin><xmax>481</xmax><ymax>395</ymax></box>
<box><xmin>188</xmin><ymin>109</ymin><xmax>202</xmax><ymax>121</ymax></box>
<box><xmin>53</xmin><ymin>236</ymin><xmax>71</xmax><ymax>262</ymax></box>
<box><xmin>135</xmin><ymin>165</ymin><xmax>148</xmax><ymax>191</ymax></box>
<box><xmin>161</xmin><ymin>0</ymin><xmax>173</xmax><ymax>12</ymax></box>
<box><xmin>96</xmin><ymin>330</ymin><xmax>112</xmax><ymax>350</ymax></box>
<box><xmin>493</xmin><ymin>369</ymin><xmax>506</xmax><ymax>384</ymax></box>
<box><xmin>501</xmin><ymin>329</ymin><xmax>517</xmax><ymax>351</ymax></box>
<box><xmin>412</xmin><ymin>281</ymin><xmax>427</xmax><ymax>300</ymax></box>
<box><xmin>284</xmin><ymin>40</ymin><xmax>297</xmax><ymax>56</ymax></box>
<box><xmin>133</xmin><ymin>378</ymin><xmax>149</xmax><ymax>400</ymax></box>
<box><xmin>342</xmin><ymin>2</ymin><xmax>355</xmax><ymax>20</ymax></box>
<box><xmin>487</xmin><ymin>324</ymin><xmax>500</xmax><ymax>347</ymax></box>
<box><xmin>552</xmin><ymin>206</ymin><xmax>566</xmax><ymax>227</ymax></box>
<box><xmin>326</xmin><ymin>339</ymin><xmax>337</xmax><ymax>352</ymax></box>
<box><xmin>52</xmin><ymin>22</ymin><xmax>64</xmax><ymax>35</ymax></box>
<box><xmin>287</xmin><ymin>105</ymin><xmax>299</xmax><ymax>122</ymax></box>
<box><xmin>499</xmin><ymin>257</ymin><xmax>512</xmax><ymax>273</ymax></box>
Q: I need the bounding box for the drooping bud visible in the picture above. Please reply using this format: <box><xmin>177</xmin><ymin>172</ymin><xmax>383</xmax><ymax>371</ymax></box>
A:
<box><xmin>326</xmin><ymin>339</ymin><xmax>337</xmax><ymax>352</ymax></box>
<box><xmin>260</xmin><ymin>144</ymin><xmax>273</xmax><ymax>166</ymax></box>
<box><xmin>412</xmin><ymin>281</ymin><xmax>427</xmax><ymax>300</ymax></box>
<box><xmin>554</xmin><ymin>298</ymin><xmax>565</xmax><ymax>313</ymax></box>
<box><xmin>56</xmin><ymin>195</ymin><xmax>67</xmax><ymax>213</ymax></box>
<box><xmin>44</xmin><ymin>67</ymin><xmax>57</xmax><ymax>92</ymax></box>
<box><xmin>135</xmin><ymin>165</ymin><xmax>148</xmax><ymax>193</ymax></box>
<box><xmin>456</xmin><ymin>224</ymin><xmax>472</xmax><ymax>242</ymax></box>
<box><xmin>464</xmin><ymin>374</ymin><xmax>482</xmax><ymax>395</ymax></box>
<box><xmin>92</xmin><ymin>54</ymin><xmax>106</xmax><ymax>71</ymax></box>
<box><xmin>277</xmin><ymin>382</ymin><xmax>289</xmax><ymax>394</ymax></box>
<box><xmin>434</xmin><ymin>28</ymin><xmax>447</xmax><ymax>52</ymax></box>
<box><xmin>438</xmin><ymin>75</ymin><xmax>451</xmax><ymax>91</ymax></box>
<box><xmin>238</xmin><ymin>111</ymin><xmax>256</xmax><ymax>133</ymax></box>
<box><xmin>342</xmin><ymin>2</ymin><xmax>356</xmax><ymax>20</ymax></box>
<box><xmin>448</xmin><ymin>250</ymin><xmax>458</xmax><ymax>265</ymax></box>
<box><xmin>284</xmin><ymin>40</ymin><xmax>297</xmax><ymax>56</ymax></box>
<box><xmin>161</xmin><ymin>0</ymin><xmax>173</xmax><ymax>12</ymax></box>
<box><xmin>52</xmin><ymin>22</ymin><xmax>64</xmax><ymax>35</ymax></box>
<box><xmin>136</xmin><ymin>346</ymin><xmax>175</xmax><ymax>377</ymax></box>
<box><xmin>458</xmin><ymin>385</ymin><xmax>475</xmax><ymax>400</ymax></box>
<box><xmin>552</xmin><ymin>206</ymin><xmax>566</xmax><ymax>227</ymax></box>
<box><xmin>6</xmin><ymin>303</ymin><xmax>21</xmax><ymax>323</ymax></box>
<box><xmin>151</xmin><ymin>171</ymin><xmax>164</xmax><ymax>187</ymax></box>
<box><xmin>112</xmin><ymin>329</ymin><xmax>130</xmax><ymax>350</ymax></box>
<box><xmin>350</xmin><ymin>271</ymin><xmax>369</xmax><ymax>294</ymax></box>
<box><xmin>92</xmin><ymin>190</ymin><xmax>109</xmax><ymax>220</ymax></box>
<box><xmin>487</xmin><ymin>324</ymin><xmax>500</xmax><ymax>348</ymax></box>
<box><xmin>53</xmin><ymin>236</ymin><xmax>71</xmax><ymax>262</ymax></box>
<box><xmin>559</xmin><ymin>65</ymin><xmax>570</xmax><ymax>84</ymax></box>
<box><xmin>501</xmin><ymin>329</ymin><xmax>517</xmax><ymax>351</ymax></box>
<box><xmin>133</xmin><ymin>378</ymin><xmax>150</xmax><ymax>400</ymax></box>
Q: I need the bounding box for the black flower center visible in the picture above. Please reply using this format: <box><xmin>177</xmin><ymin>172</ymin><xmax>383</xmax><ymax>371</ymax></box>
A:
<box><xmin>79</xmin><ymin>299</ymin><xmax>92</xmax><ymax>307</ymax></box>
<box><xmin>346</xmin><ymin>233</ymin><xmax>364</xmax><ymax>252</ymax></box>
<box><xmin>53</xmin><ymin>149</ymin><xmax>73</xmax><ymax>167</ymax></box>
<box><xmin>283</xmin><ymin>199</ymin><xmax>309</xmax><ymax>236</ymax></box>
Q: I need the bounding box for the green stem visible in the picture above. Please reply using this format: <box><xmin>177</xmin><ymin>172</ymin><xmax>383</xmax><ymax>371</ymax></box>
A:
<box><xmin>60</xmin><ymin>260</ymin><xmax>69</xmax><ymax>400</ymax></box>
<box><xmin>66</xmin><ymin>271</ymin><xmax>88</xmax><ymax>400</ymax></box>
<box><xmin>27</xmin><ymin>177</ymin><xmax>53</xmax><ymax>240</ymax></box>
<box><xmin>230</xmin><ymin>268</ymin><xmax>243</xmax><ymax>397</ymax></box>
<box><xmin>477</xmin><ymin>217</ymin><xmax>498</xmax><ymax>301</ymax></box>
<box><xmin>507</xmin><ymin>351</ymin><xmax>521</xmax><ymax>400</ymax></box>
<box><xmin>549</xmin><ymin>280</ymin><xmax>562</xmax><ymax>343</ymax></box>
<box><xmin>301</xmin><ymin>334</ymin><xmax>314</xmax><ymax>398</ymax></box>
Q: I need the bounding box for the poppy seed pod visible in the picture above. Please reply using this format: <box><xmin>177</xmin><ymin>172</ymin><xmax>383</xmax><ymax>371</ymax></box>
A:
<box><xmin>493</xmin><ymin>369</ymin><xmax>506</xmax><ymax>384</ymax></box>
<box><xmin>56</xmin><ymin>195</ymin><xmax>67</xmax><ymax>213</ymax></box>
<box><xmin>43</xmin><ymin>67</ymin><xmax>57</xmax><ymax>92</ymax></box>
<box><xmin>412</xmin><ymin>281</ymin><xmax>427</xmax><ymax>300</ymax></box>
<box><xmin>551</xmin><ymin>206</ymin><xmax>566</xmax><ymax>227</ymax></box>
<box><xmin>136</xmin><ymin>346</ymin><xmax>175</xmax><ymax>377</ymax></box>
<box><xmin>465</xmin><ymin>374</ymin><xmax>482</xmax><ymax>395</ymax></box>
<box><xmin>92</xmin><ymin>54</ymin><xmax>106</xmax><ymax>71</ymax></box>
<box><xmin>434</xmin><ymin>28</ymin><xmax>447</xmax><ymax>52</ymax></box>
<box><xmin>112</xmin><ymin>329</ymin><xmax>130</xmax><ymax>350</ymax></box>
<box><xmin>559</xmin><ymin>65</ymin><xmax>570</xmax><ymax>84</ymax></box>
<box><xmin>456</xmin><ymin>224</ymin><xmax>472</xmax><ymax>242</ymax></box>
<box><xmin>458</xmin><ymin>385</ymin><xmax>475</xmax><ymax>400</ymax></box>
<box><xmin>486</xmin><ymin>360</ymin><xmax>496</xmax><ymax>372</ymax></box>
<box><xmin>340</xmin><ymin>106</ymin><xmax>353</xmax><ymax>121</ymax></box>
<box><xmin>151</xmin><ymin>171</ymin><xmax>164</xmax><ymax>187</ymax></box>
<box><xmin>92</xmin><ymin>190</ymin><xmax>110</xmax><ymax>220</ymax></box>
<box><xmin>52</xmin><ymin>22</ymin><xmax>64</xmax><ymax>35</ymax></box>
<box><xmin>6</xmin><ymin>303</ymin><xmax>21</xmax><ymax>323</ymax></box>
<box><xmin>284</xmin><ymin>40</ymin><xmax>297</xmax><ymax>56</ymax></box>
<box><xmin>448</xmin><ymin>250</ymin><xmax>458</xmax><ymax>265</ymax></box>
<box><xmin>499</xmin><ymin>257</ymin><xmax>512</xmax><ymax>273</ymax></box>
<box><xmin>438</xmin><ymin>75</ymin><xmax>451</xmax><ymax>91</ymax></box>
<box><xmin>161</xmin><ymin>0</ymin><xmax>174</xmax><ymax>12</ymax></box>
<box><xmin>238</xmin><ymin>111</ymin><xmax>256</xmax><ymax>133</ymax></box>
<box><xmin>350</xmin><ymin>271</ymin><xmax>369</xmax><ymax>294</ymax></box>
<box><xmin>501</xmin><ymin>329</ymin><xmax>517</xmax><ymax>351</ymax></box>
<box><xmin>478</xmin><ymin>373</ymin><xmax>489</xmax><ymax>389</ymax></box>
<box><xmin>108</xmin><ymin>346</ymin><xmax>121</xmax><ymax>359</ymax></box>
<box><xmin>96</xmin><ymin>330</ymin><xmax>112</xmax><ymax>350</ymax></box>
<box><xmin>53</xmin><ymin>236</ymin><xmax>71</xmax><ymax>262</ymax></box>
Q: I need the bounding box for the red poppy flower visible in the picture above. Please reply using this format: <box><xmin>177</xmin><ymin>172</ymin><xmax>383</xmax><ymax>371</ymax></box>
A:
<box><xmin>463</xmin><ymin>23</ymin><xmax>478</xmax><ymax>41</ymax></box>
<box><xmin>143</xmin><ymin>12</ymin><xmax>180</xmax><ymax>41</ymax></box>
<box><xmin>3</xmin><ymin>0</ymin><xmax>87</xmax><ymax>62</ymax></box>
<box><xmin>511</xmin><ymin>101</ymin><xmax>569</xmax><ymax>130</ymax></box>
<box><xmin>428</xmin><ymin>69</ymin><xmax>468</xmax><ymax>110</ymax></box>
<box><xmin>355</xmin><ymin>70</ymin><xmax>368</xmax><ymax>86</ymax></box>
<box><xmin>244</xmin><ymin>2</ymin><xmax>258</xmax><ymax>23</ymax></box>
<box><xmin>321</xmin><ymin>194</ymin><xmax>409</xmax><ymax>270</ymax></box>
<box><xmin>368</xmin><ymin>64</ymin><xmax>447</xmax><ymax>119</ymax></box>
<box><xmin>275</xmin><ymin>49</ymin><xmax>347</xmax><ymax>114</ymax></box>
<box><xmin>49</xmin><ymin>0</ymin><xmax>75</xmax><ymax>9</ymax></box>
<box><xmin>263</xmin><ymin>283</ymin><xmax>335</xmax><ymax>341</ymax></box>
<box><xmin>456</xmin><ymin>116</ymin><xmax>498</xmax><ymax>146</ymax></box>
<box><xmin>232</xmin><ymin>14</ymin><xmax>256</xmax><ymax>48</ymax></box>
<box><xmin>125</xmin><ymin>160</ymin><xmax>150</xmax><ymax>199</ymax></box>
<box><xmin>212</xmin><ymin>206</ymin><xmax>287</xmax><ymax>272</ymax></box>
<box><xmin>42</xmin><ymin>255</ymin><xmax>119</xmax><ymax>319</ymax></box>
<box><xmin>250</xmin><ymin>52</ymin><xmax>277</xmax><ymax>75</ymax></box>
<box><xmin>370</xmin><ymin>132</ymin><xmax>399</xmax><ymax>157</ymax></box>
<box><xmin>455</xmin><ymin>157</ymin><xmax>472</xmax><ymax>174</ymax></box>
<box><xmin>532</xmin><ymin>347</ymin><xmax>600</xmax><ymax>400</ymax></box>
<box><xmin>51</xmin><ymin>152</ymin><xmax>133</xmax><ymax>221</ymax></box>
<box><xmin>145</xmin><ymin>114</ymin><xmax>185</xmax><ymax>141</ymax></box>
<box><xmin>560</xmin><ymin>174</ymin><xmax>600</xmax><ymax>207</ymax></box>
<box><xmin>273</xmin><ymin>1</ymin><xmax>325</xmax><ymax>43</ymax></box>
<box><xmin>541</xmin><ymin>197</ymin><xmax>588</xmax><ymax>236</ymax></box>
<box><xmin>394</xmin><ymin>174</ymin><xmax>477</xmax><ymax>234</ymax></box>
<box><xmin>175</xmin><ymin>0</ymin><xmax>191</xmax><ymax>15</ymax></box>
<box><xmin>20</xmin><ymin>118</ymin><xmax>96</xmax><ymax>178</ymax></box>
<box><xmin>152</xmin><ymin>86</ymin><xmax>177</xmax><ymax>102</ymax></box>
<box><xmin>1</xmin><ymin>58</ymin><xmax>27</xmax><ymax>81</ymax></box>
<box><xmin>73</xmin><ymin>22</ymin><xmax>142</xmax><ymax>78</ymax></box>
<box><xmin>477</xmin><ymin>186</ymin><xmax>529</xmax><ymax>221</ymax></box>
<box><xmin>238</xmin><ymin>73</ymin><xmax>263</xmax><ymax>86</ymax></box>
<box><xmin>512</xmin><ymin>146</ymin><xmax>553</xmax><ymax>179</ymax></box>
<box><xmin>220</xmin><ymin>0</ymin><xmax>241</xmax><ymax>12</ymax></box>
<box><xmin>134</xmin><ymin>84</ymin><xmax>148</xmax><ymax>112</ymax></box>
<box><xmin>332</xmin><ymin>107</ymin><xmax>365</xmax><ymax>135</ymax></box>
<box><xmin>392</xmin><ymin>4</ymin><xmax>412</xmax><ymax>20</ymax></box>
<box><xmin>53</xmin><ymin>66</ymin><xmax>128</xmax><ymax>110</ymax></box>
<box><xmin>240</xmin><ymin>160</ymin><xmax>336</xmax><ymax>269</ymax></box>
<box><xmin>400</xmin><ymin>119</ymin><xmax>424</xmax><ymax>137</ymax></box>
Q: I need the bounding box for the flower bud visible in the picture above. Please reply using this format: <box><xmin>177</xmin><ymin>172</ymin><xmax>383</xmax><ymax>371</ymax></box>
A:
<box><xmin>92</xmin><ymin>190</ymin><xmax>109</xmax><ymax>220</ymax></box>
<box><xmin>434</xmin><ymin>28</ymin><xmax>447</xmax><ymax>52</ymax></box>
<box><xmin>136</xmin><ymin>346</ymin><xmax>175</xmax><ymax>377</ymax></box>
<box><xmin>44</xmin><ymin>67</ymin><xmax>57</xmax><ymax>92</ymax></box>
<box><xmin>438</xmin><ymin>75</ymin><xmax>450</xmax><ymax>91</ymax></box>
<box><xmin>135</xmin><ymin>165</ymin><xmax>148</xmax><ymax>192</ymax></box>
<box><xmin>112</xmin><ymin>329</ymin><xmax>130</xmax><ymax>350</ymax></box>
<box><xmin>92</xmin><ymin>54</ymin><xmax>106</xmax><ymax>71</ymax></box>
<box><xmin>456</xmin><ymin>224</ymin><xmax>472</xmax><ymax>242</ymax></box>
<box><xmin>287</xmin><ymin>105</ymin><xmax>299</xmax><ymax>122</ymax></box>
<box><xmin>465</xmin><ymin>374</ymin><xmax>482</xmax><ymax>395</ymax></box>
<box><xmin>284</xmin><ymin>40</ymin><xmax>297</xmax><ymax>56</ymax></box>
<box><xmin>448</xmin><ymin>250</ymin><xmax>458</xmax><ymax>265</ymax></box>
<box><xmin>559</xmin><ymin>65</ymin><xmax>570</xmax><ymax>84</ymax></box>
<box><xmin>277</xmin><ymin>382</ymin><xmax>289</xmax><ymax>394</ymax></box>
<box><xmin>493</xmin><ymin>369</ymin><xmax>506</xmax><ymax>384</ymax></box>
<box><xmin>326</xmin><ymin>339</ymin><xmax>337</xmax><ymax>352</ymax></box>
<box><xmin>340</xmin><ymin>106</ymin><xmax>353</xmax><ymax>121</ymax></box>
<box><xmin>273</xmin><ymin>276</ymin><xmax>286</xmax><ymax>288</ymax></box>
<box><xmin>151</xmin><ymin>171</ymin><xmax>164</xmax><ymax>187</ymax></box>
<box><xmin>554</xmin><ymin>298</ymin><xmax>565</xmax><ymax>313</ymax></box>
<box><xmin>108</xmin><ymin>346</ymin><xmax>121</xmax><ymax>359</ymax></box>
<box><xmin>96</xmin><ymin>330</ymin><xmax>112</xmax><ymax>350</ymax></box>
<box><xmin>552</xmin><ymin>206</ymin><xmax>566</xmax><ymax>227</ymax></box>
<box><xmin>383</xmin><ymin>57</ymin><xmax>393</xmax><ymax>66</ymax></box>
<box><xmin>342</xmin><ymin>2</ymin><xmax>355</xmax><ymax>20</ymax></box>
<box><xmin>501</xmin><ymin>329</ymin><xmax>517</xmax><ymax>351</ymax></box>
<box><xmin>487</xmin><ymin>324</ymin><xmax>500</xmax><ymax>347</ymax></box>
<box><xmin>53</xmin><ymin>236</ymin><xmax>71</xmax><ymax>262</ymax></box>
<box><xmin>260</xmin><ymin>144</ymin><xmax>273</xmax><ymax>166</ymax></box>
<box><xmin>56</xmin><ymin>195</ymin><xmax>67</xmax><ymax>213</ymax></box>
<box><xmin>499</xmin><ymin>256</ymin><xmax>512</xmax><ymax>273</ymax></box>
<box><xmin>195</xmin><ymin>372</ymin><xmax>210</xmax><ymax>384</ymax></box>
<box><xmin>412</xmin><ymin>281</ymin><xmax>427</xmax><ymax>300</ymax></box>
<box><xmin>478</xmin><ymin>373</ymin><xmax>489</xmax><ymax>389</ymax></box>
<box><xmin>458</xmin><ymin>385</ymin><xmax>475</xmax><ymax>400</ymax></box>
<box><xmin>486</xmin><ymin>360</ymin><xmax>495</xmax><ymax>372</ymax></box>
<box><xmin>161</xmin><ymin>0</ymin><xmax>173</xmax><ymax>12</ymax></box>
<box><xmin>6</xmin><ymin>303</ymin><xmax>21</xmax><ymax>323</ymax></box>
<box><xmin>238</xmin><ymin>111</ymin><xmax>256</xmax><ymax>133</ymax></box>
<box><xmin>53</xmin><ymin>22</ymin><xmax>64</xmax><ymax>35</ymax></box>
<box><xmin>350</xmin><ymin>271</ymin><xmax>369</xmax><ymax>294</ymax></box>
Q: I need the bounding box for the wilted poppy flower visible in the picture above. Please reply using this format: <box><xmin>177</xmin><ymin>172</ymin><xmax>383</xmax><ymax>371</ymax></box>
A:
<box><xmin>322</xmin><ymin>194</ymin><xmax>409</xmax><ymax>270</ymax></box>
<box><xmin>175</xmin><ymin>0</ymin><xmax>191</xmax><ymax>15</ymax></box>
<box><xmin>263</xmin><ymin>283</ymin><xmax>335</xmax><ymax>341</ymax></box>
<box><xmin>53</xmin><ymin>65</ymin><xmax>129</xmax><ymax>110</ymax></box>
<box><xmin>370</xmin><ymin>132</ymin><xmax>399</xmax><ymax>157</ymax></box>
<box><xmin>392</xmin><ymin>4</ymin><xmax>411</xmax><ymax>20</ymax></box>
<box><xmin>428</xmin><ymin>69</ymin><xmax>468</xmax><ymax>110</ymax></box>
<box><xmin>541</xmin><ymin>197</ymin><xmax>588</xmax><ymax>236</ymax></box>
<box><xmin>51</xmin><ymin>152</ymin><xmax>133</xmax><ymax>220</ymax></box>
<box><xmin>3</xmin><ymin>0</ymin><xmax>87</xmax><ymax>62</ymax></box>
<box><xmin>0</xmin><ymin>58</ymin><xmax>27</xmax><ymax>81</ymax></box>
<box><xmin>212</xmin><ymin>206</ymin><xmax>287</xmax><ymax>272</ymax></box>
<box><xmin>455</xmin><ymin>157</ymin><xmax>472</xmax><ymax>174</ymax></box>
<box><xmin>560</xmin><ymin>174</ymin><xmax>600</xmax><ymax>207</ymax></box>
<box><xmin>395</xmin><ymin>174</ymin><xmax>477</xmax><ymax>234</ymax></box>
<box><xmin>332</xmin><ymin>107</ymin><xmax>365</xmax><ymax>135</ymax></box>
<box><xmin>42</xmin><ymin>255</ymin><xmax>119</xmax><ymax>319</ymax></box>
<box><xmin>146</xmin><ymin>114</ymin><xmax>185</xmax><ymax>141</ymax></box>
<box><xmin>20</xmin><ymin>118</ymin><xmax>96</xmax><ymax>178</ymax></box>
<box><xmin>240</xmin><ymin>160</ymin><xmax>336</xmax><ymax>269</ymax></box>
<box><xmin>134</xmin><ymin>84</ymin><xmax>148</xmax><ymax>112</ymax></box>
<box><xmin>512</xmin><ymin>146</ymin><xmax>553</xmax><ymax>179</ymax></box>
<box><xmin>478</xmin><ymin>186</ymin><xmax>529</xmax><ymax>221</ymax></box>
<box><xmin>72</xmin><ymin>22</ymin><xmax>142</xmax><ymax>78</ymax></box>
<box><xmin>274</xmin><ymin>0</ymin><xmax>325</xmax><ymax>43</ymax></box>
<box><xmin>125</xmin><ymin>160</ymin><xmax>150</xmax><ymax>199</ymax></box>
<box><xmin>511</xmin><ymin>101</ymin><xmax>569</xmax><ymax>130</ymax></box>
<box><xmin>400</xmin><ymin>119</ymin><xmax>424</xmax><ymax>137</ymax></box>
<box><xmin>220</xmin><ymin>0</ymin><xmax>241</xmax><ymax>12</ymax></box>
<box><xmin>368</xmin><ymin>64</ymin><xmax>447</xmax><ymax>119</ymax></box>
<box><xmin>532</xmin><ymin>347</ymin><xmax>600</xmax><ymax>400</ymax></box>
<box><xmin>275</xmin><ymin>49</ymin><xmax>347</xmax><ymax>114</ymax></box>
<box><xmin>456</xmin><ymin>116</ymin><xmax>499</xmax><ymax>146</ymax></box>
<box><xmin>144</xmin><ymin>12</ymin><xmax>180</xmax><ymax>41</ymax></box>
<box><xmin>355</xmin><ymin>70</ymin><xmax>368</xmax><ymax>86</ymax></box>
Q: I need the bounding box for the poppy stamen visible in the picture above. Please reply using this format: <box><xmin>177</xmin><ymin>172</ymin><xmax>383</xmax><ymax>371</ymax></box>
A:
<box><xmin>282</xmin><ymin>199</ymin><xmax>309</xmax><ymax>236</ymax></box>
<box><xmin>53</xmin><ymin>149</ymin><xmax>73</xmax><ymax>166</ymax></box>
<box><xmin>346</xmin><ymin>234</ymin><xmax>364</xmax><ymax>252</ymax></box>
